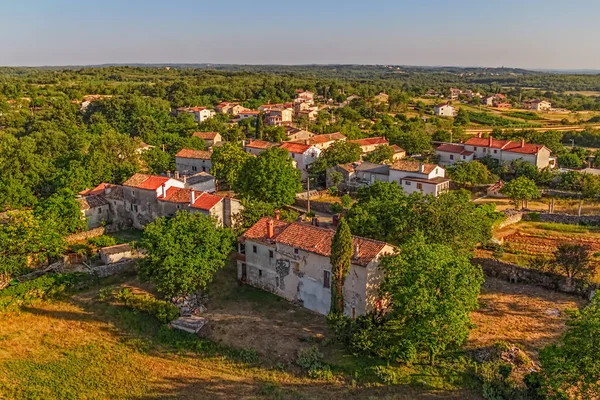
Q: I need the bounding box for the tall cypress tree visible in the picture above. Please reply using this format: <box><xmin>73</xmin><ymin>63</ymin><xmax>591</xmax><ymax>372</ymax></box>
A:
<box><xmin>330</xmin><ymin>218</ymin><xmax>353</xmax><ymax>315</ymax></box>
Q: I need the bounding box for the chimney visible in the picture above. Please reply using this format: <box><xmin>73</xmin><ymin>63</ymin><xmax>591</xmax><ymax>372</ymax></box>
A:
<box><xmin>459</xmin><ymin>138</ymin><xmax>463</xmax><ymax>144</ymax></box>
<box><xmin>274</xmin><ymin>210</ymin><xmax>280</xmax><ymax>220</ymax></box>
<box><xmin>266</xmin><ymin>219</ymin><xmax>274</xmax><ymax>239</ymax></box>
<box><xmin>104</xmin><ymin>186</ymin><xmax>112</xmax><ymax>195</ymax></box>
<box><xmin>183</xmin><ymin>175</ymin><xmax>187</xmax><ymax>184</ymax></box>
<box><xmin>167</xmin><ymin>171</ymin><xmax>171</xmax><ymax>178</ymax></box>
<box><xmin>353</xmin><ymin>242</ymin><xmax>360</xmax><ymax>259</ymax></box>
<box><xmin>175</xmin><ymin>171</ymin><xmax>180</xmax><ymax>179</ymax></box>
<box><xmin>477</xmin><ymin>132</ymin><xmax>483</xmax><ymax>138</ymax></box>
<box><xmin>521</xmin><ymin>138</ymin><xmax>525</xmax><ymax>148</ymax></box>
<box><xmin>190</xmin><ymin>190</ymin><xmax>196</xmax><ymax>205</ymax></box>
<box><xmin>161</xmin><ymin>183</ymin><xmax>166</xmax><ymax>198</ymax></box>
<box><xmin>419</xmin><ymin>163</ymin><xmax>425</xmax><ymax>173</ymax></box>
<box><xmin>489</xmin><ymin>135</ymin><xmax>493</xmax><ymax>147</ymax></box>
<box><xmin>312</xmin><ymin>217</ymin><xmax>319</xmax><ymax>227</ymax></box>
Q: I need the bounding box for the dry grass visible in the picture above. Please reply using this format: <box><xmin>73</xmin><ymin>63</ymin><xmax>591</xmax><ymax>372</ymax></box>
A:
<box><xmin>474</xmin><ymin>197</ymin><xmax>600</xmax><ymax>216</ymax></box>
<box><xmin>469</xmin><ymin>277</ymin><xmax>584</xmax><ymax>361</ymax></box>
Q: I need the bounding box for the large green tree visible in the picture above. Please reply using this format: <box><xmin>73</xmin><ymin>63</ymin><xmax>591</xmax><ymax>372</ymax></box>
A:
<box><xmin>500</xmin><ymin>176</ymin><xmax>541</xmax><ymax>208</ymax></box>
<box><xmin>363</xmin><ymin>144</ymin><xmax>395</xmax><ymax>164</ymax></box>
<box><xmin>448</xmin><ymin>160</ymin><xmax>497</xmax><ymax>187</ymax></box>
<box><xmin>377</xmin><ymin>234</ymin><xmax>483</xmax><ymax>364</ymax></box>
<box><xmin>210</xmin><ymin>142</ymin><xmax>252</xmax><ymax>188</ymax></box>
<box><xmin>137</xmin><ymin>211</ymin><xmax>235</xmax><ymax>297</ymax></box>
<box><xmin>536</xmin><ymin>296</ymin><xmax>600</xmax><ymax>399</ymax></box>
<box><xmin>330</xmin><ymin>219</ymin><xmax>353</xmax><ymax>315</ymax></box>
<box><xmin>235</xmin><ymin>147</ymin><xmax>302</xmax><ymax>207</ymax></box>
<box><xmin>310</xmin><ymin>141</ymin><xmax>362</xmax><ymax>174</ymax></box>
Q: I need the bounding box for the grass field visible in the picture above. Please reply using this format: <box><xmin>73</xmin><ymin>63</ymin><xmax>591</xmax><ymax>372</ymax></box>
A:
<box><xmin>474</xmin><ymin>197</ymin><xmax>600</xmax><ymax>216</ymax></box>
<box><xmin>0</xmin><ymin>255</ymin><xmax>586</xmax><ymax>399</ymax></box>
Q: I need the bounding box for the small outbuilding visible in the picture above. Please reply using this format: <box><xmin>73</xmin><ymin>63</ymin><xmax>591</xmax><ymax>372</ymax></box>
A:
<box><xmin>99</xmin><ymin>244</ymin><xmax>132</xmax><ymax>265</ymax></box>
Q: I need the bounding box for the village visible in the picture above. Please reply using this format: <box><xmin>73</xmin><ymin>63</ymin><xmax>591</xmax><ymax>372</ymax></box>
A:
<box><xmin>2</xmin><ymin>63</ymin><xmax>600</xmax><ymax>400</ymax></box>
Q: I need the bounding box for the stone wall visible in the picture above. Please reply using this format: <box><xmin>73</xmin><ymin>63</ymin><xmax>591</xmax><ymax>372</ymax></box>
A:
<box><xmin>474</xmin><ymin>257</ymin><xmax>596</xmax><ymax>299</ymax></box>
<box><xmin>497</xmin><ymin>210</ymin><xmax>523</xmax><ymax>229</ymax></box>
<box><xmin>90</xmin><ymin>259</ymin><xmax>136</xmax><ymax>278</ymax></box>
<box><xmin>294</xmin><ymin>198</ymin><xmax>335</xmax><ymax>214</ymax></box>
<box><xmin>525</xmin><ymin>212</ymin><xmax>600</xmax><ymax>226</ymax></box>
<box><xmin>65</xmin><ymin>225</ymin><xmax>124</xmax><ymax>243</ymax></box>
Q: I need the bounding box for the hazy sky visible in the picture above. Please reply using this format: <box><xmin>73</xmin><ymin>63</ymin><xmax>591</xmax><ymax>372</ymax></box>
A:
<box><xmin>2</xmin><ymin>0</ymin><xmax>599</xmax><ymax>69</ymax></box>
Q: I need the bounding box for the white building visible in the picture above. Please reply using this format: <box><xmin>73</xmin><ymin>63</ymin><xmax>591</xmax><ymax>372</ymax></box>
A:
<box><xmin>528</xmin><ymin>100</ymin><xmax>552</xmax><ymax>112</ymax></box>
<box><xmin>238</xmin><ymin>217</ymin><xmax>395</xmax><ymax>317</ymax></box>
<box><xmin>176</xmin><ymin>107</ymin><xmax>215</xmax><ymax>123</ymax></box>
<box><xmin>433</xmin><ymin>103</ymin><xmax>457</xmax><ymax>117</ymax></box>
<box><xmin>435</xmin><ymin>143</ymin><xmax>475</xmax><ymax>165</ymax></box>
<box><xmin>389</xmin><ymin>160</ymin><xmax>449</xmax><ymax>196</ymax></box>
<box><xmin>244</xmin><ymin>139</ymin><xmax>275</xmax><ymax>156</ymax></box>
<box><xmin>278</xmin><ymin>142</ymin><xmax>321</xmax><ymax>180</ymax></box>
<box><xmin>238</xmin><ymin>109</ymin><xmax>260</xmax><ymax>120</ymax></box>
<box><xmin>436</xmin><ymin>134</ymin><xmax>553</xmax><ymax>169</ymax></box>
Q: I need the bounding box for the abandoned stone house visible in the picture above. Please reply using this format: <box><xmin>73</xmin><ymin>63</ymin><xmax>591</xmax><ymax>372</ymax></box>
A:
<box><xmin>237</xmin><ymin>217</ymin><xmax>395</xmax><ymax>317</ymax></box>
<box><xmin>175</xmin><ymin>148</ymin><xmax>213</xmax><ymax>175</ymax></box>
<box><xmin>79</xmin><ymin>173</ymin><xmax>242</xmax><ymax>230</ymax></box>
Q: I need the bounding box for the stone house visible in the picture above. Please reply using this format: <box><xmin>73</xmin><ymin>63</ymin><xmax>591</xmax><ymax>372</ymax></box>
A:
<box><xmin>237</xmin><ymin>217</ymin><xmax>395</xmax><ymax>317</ymax></box>
<box><xmin>78</xmin><ymin>183</ymin><xmax>127</xmax><ymax>229</ymax></box>
<box><xmin>326</xmin><ymin>163</ymin><xmax>356</xmax><ymax>188</ymax></box>
<box><xmin>99</xmin><ymin>244</ymin><xmax>132</xmax><ymax>265</ymax></box>
<box><xmin>244</xmin><ymin>139</ymin><xmax>275</xmax><ymax>156</ymax></box>
<box><xmin>389</xmin><ymin>160</ymin><xmax>450</xmax><ymax>197</ymax></box>
<box><xmin>175</xmin><ymin>148</ymin><xmax>213</xmax><ymax>175</ymax></box>
<box><xmin>292</xmin><ymin>133</ymin><xmax>346</xmax><ymax>150</ymax></box>
<box><xmin>238</xmin><ymin>109</ymin><xmax>260</xmax><ymax>120</ymax></box>
<box><xmin>527</xmin><ymin>100</ymin><xmax>552</xmax><ymax>112</ymax></box>
<box><xmin>77</xmin><ymin>195</ymin><xmax>110</xmax><ymax>229</ymax></box>
<box><xmin>192</xmin><ymin>132</ymin><xmax>222</xmax><ymax>148</ymax></box>
<box><xmin>183</xmin><ymin>172</ymin><xmax>216</xmax><ymax>193</ymax></box>
<box><xmin>215</xmin><ymin>102</ymin><xmax>244</xmax><ymax>115</ymax></box>
<box><xmin>354</xmin><ymin>162</ymin><xmax>390</xmax><ymax>185</ymax></box>
<box><xmin>390</xmin><ymin>144</ymin><xmax>406</xmax><ymax>160</ymax></box>
<box><xmin>284</xmin><ymin>127</ymin><xmax>314</xmax><ymax>141</ymax></box>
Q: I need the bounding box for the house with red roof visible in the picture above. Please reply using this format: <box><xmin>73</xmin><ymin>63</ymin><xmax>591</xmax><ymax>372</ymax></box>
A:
<box><xmin>238</xmin><ymin>109</ymin><xmax>260</xmax><ymax>120</ymax></box>
<box><xmin>244</xmin><ymin>139</ymin><xmax>274</xmax><ymax>156</ymax></box>
<box><xmin>389</xmin><ymin>160</ymin><xmax>449</xmax><ymax>197</ymax></box>
<box><xmin>238</xmin><ymin>216</ymin><xmax>395</xmax><ymax>317</ymax></box>
<box><xmin>215</xmin><ymin>102</ymin><xmax>244</xmax><ymax>115</ymax></box>
<box><xmin>435</xmin><ymin>133</ymin><xmax>553</xmax><ymax>169</ymax></box>
<box><xmin>278</xmin><ymin>142</ymin><xmax>321</xmax><ymax>180</ymax></box>
<box><xmin>192</xmin><ymin>131</ymin><xmax>222</xmax><ymax>147</ymax></box>
<box><xmin>349</xmin><ymin>137</ymin><xmax>389</xmax><ymax>154</ymax></box>
<box><xmin>175</xmin><ymin>148</ymin><xmax>213</xmax><ymax>174</ymax></box>
<box><xmin>291</xmin><ymin>132</ymin><xmax>346</xmax><ymax>150</ymax></box>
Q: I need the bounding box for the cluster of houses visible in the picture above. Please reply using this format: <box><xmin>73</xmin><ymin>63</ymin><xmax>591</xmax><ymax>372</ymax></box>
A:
<box><xmin>78</xmin><ymin>173</ymin><xmax>241</xmax><ymax>230</ymax></box>
<box><xmin>425</xmin><ymin>88</ymin><xmax>553</xmax><ymax>113</ymax></box>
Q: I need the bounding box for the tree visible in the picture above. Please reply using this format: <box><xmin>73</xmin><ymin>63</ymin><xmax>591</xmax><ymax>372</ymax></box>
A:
<box><xmin>558</xmin><ymin>153</ymin><xmax>583</xmax><ymax>169</ymax></box>
<box><xmin>454</xmin><ymin>108</ymin><xmax>470</xmax><ymax>126</ymax></box>
<box><xmin>363</xmin><ymin>145</ymin><xmax>395</xmax><ymax>164</ymax></box>
<box><xmin>377</xmin><ymin>234</ymin><xmax>484</xmax><ymax>364</ymax></box>
<box><xmin>235</xmin><ymin>147</ymin><xmax>302</xmax><ymax>207</ymax></box>
<box><xmin>256</xmin><ymin>112</ymin><xmax>264</xmax><ymax>140</ymax></box>
<box><xmin>210</xmin><ymin>142</ymin><xmax>252</xmax><ymax>188</ymax></box>
<box><xmin>330</xmin><ymin>219</ymin><xmax>353</xmax><ymax>315</ymax></box>
<box><xmin>536</xmin><ymin>296</ymin><xmax>600</xmax><ymax>399</ymax></box>
<box><xmin>553</xmin><ymin>243</ymin><xmax>595</xmax><ymax>281</ymax></box>
<box><xmin>232</xmin><ymin>199</ymin><xmax>276</xmax><ymax>229</ymax></box>
<box><xmin>137</xmin><ymin>211</ymin><xmax>235</xmax><ymax>297</ymax></box>
<box><xmin>310</xmin><ymin>141</ymin><xmax>362</xmax><ymax>174</ymax></box>
<box><xmin>34</xmin><ymin>189</ymin><xmax>86</xmax><ymax>235</ymax></box>
<box><xmin>447</xmin><ymin>161</ymin><xmax>497</xmax><ymax>186</ymax></box>
<box><xmin>500</xmin><ymin>176</ymin><xmax>541</xmax><ymax>209</ymax></box>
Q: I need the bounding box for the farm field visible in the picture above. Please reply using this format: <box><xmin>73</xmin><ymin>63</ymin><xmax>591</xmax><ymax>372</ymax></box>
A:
<box><xmin>473</xmin><ymin>196</ymin><xmax>600</xmax><ymax>215</ymax></box>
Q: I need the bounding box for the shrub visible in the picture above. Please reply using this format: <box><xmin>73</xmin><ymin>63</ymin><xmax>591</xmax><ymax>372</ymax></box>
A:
<box><xmin>236</xmin><ymin>348</ymin><xmax>258</xmax><ymax>363</ymax></box>
<box><xmin>328</xmin><ymin>187</ymin><xmax>338</xmax><ymax>196</ymax></box>
<box><xmin>528</xmin><ymin>212</ymin><xmax>540</xmax><ymax>222</ymax></box>
<box><xmin>87</xmin><ymin>235</ymin><xmax>118</xmax><ymax>248</ymax></box>
<box><xmin>114</xmin><ymin>288</ymin><xmax>180</xmax><ymax>324</ymax></box>
<box><xmin>329</xmin><ymin>203</ymin><xmax>343</xmax><ymax>214</ymax></box>
<box><xmin>296</xmin><ymin>346</ymin><xmax>332</xmax><ymax>380</ymax></box>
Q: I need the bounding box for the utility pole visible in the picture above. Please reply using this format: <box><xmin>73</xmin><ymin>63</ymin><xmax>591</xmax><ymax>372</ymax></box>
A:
<box><xmin>306</xmin><ymin>172</ymin><xmax>311</xmax><ymax>215</ymax></box>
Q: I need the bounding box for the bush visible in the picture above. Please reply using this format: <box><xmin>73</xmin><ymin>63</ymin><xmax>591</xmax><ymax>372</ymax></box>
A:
<box><xmin>528</xmin><ymin>212</ymin><xmax>540</xmax><ymax>222</ymax></box>
<box><xmin>328</xmin><ymin>187</ymin><xmax>338</xmax><ymax>196</ymax></box>
<box><xmin>87</xmin><ymin>235</ymin><xmax>118</xmax><ymax>248</ymax></box>
<box><xmin>329</xmin><ymin>203</ymin><xmax>343</xmax><ymax>214</ymax></box>
<box><xmin>296</xmin><ymin>346</ymin><xmax>332</xmax><ymax>380</ymax></box>
<box><xmin>113</xmin><ymin>288</ymin><xmax>180</xmax><ymax>323</ymax></box>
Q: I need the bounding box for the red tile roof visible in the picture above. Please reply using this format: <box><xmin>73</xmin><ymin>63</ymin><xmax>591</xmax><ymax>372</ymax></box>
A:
<box><xmin>246</xmin><ymin>140</ymin><xmax>273</xmax><ymax>149</ymax></box>
<box><xmin>191</xmin><ymin>192</ymin><xmax>223</xmax><ymax>211</ymax></box>
<box><xmin>242</xmin><ymin>217</ymin><xmax>390</xmax><ymax>267</ymax></box>
<box><xmin>175</xmin><ymin>148</ymin><xmax>212</xmax><ymax>159</ymax></box>
<box><xmin>178</xmin><ymin>106</ymin><xmax>208</xmax><ymax>112</ymax></box>
<box><xmin>304</xmin><ymin>133</ymin><xmax>346</xmax><ymax>145</ymax></box>
<box><xmin>436</xmin><ymin>143</ymin><xmax>467</xmax><ymax>154</ymax></box>
<box><xmin>193</xmin><ymin>132</ymin><xmax>219</xmax><ymax>140</ymax></box>
<box><xmin>239</xmin><ymin>109</ymin><xmax>260</xmax><ymax>115</ymax></box>
<box><xmin>160</xmin><ymin>187</ymin><xmax>191</xmax><ymax>203</ymax></box>
<box><xmin>390</xmin><ymin>144</ymin><xmax>406</xmax><ymax>153</ymax></box>
<box><xmin>79</xmin><ymin>182</ymin><xmax>110</xmax><ymax>196</ymax></box>
<box><xmin>279</xmin><ymin>142</ymin><xmax>313</xmax><ymax>154</ymax></box>
<box><xmin>123</xmin><ymin>174</ymin><xmax>170</xmax><ymax>190</ymax></box>
<box><xmin>464</xmin><ymin>137</ymin><xmax>547</xmax><ymax>155</ymax></box>
<box><xmin>349</xmin><ymin>137</ymin><xmax>389</xmax><ymax>147</ymax></box>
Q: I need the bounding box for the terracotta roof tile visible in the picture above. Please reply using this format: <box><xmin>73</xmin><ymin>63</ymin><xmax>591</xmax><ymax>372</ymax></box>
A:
<box><xmin>176</xmin><ymin>148</ymin><xmax>212</xmax><ymax>159</ymax></box>
<box><xmin>391</xmin><ymin>144</ymin><xmax>405</xmax><ymax>153</ymax></box>
<box><xmin>77</xmin><ymin>195</ymin><xmax>108</xmax><ymax>210</ymax></box>
<box><xmin>246</xmin><ymin>140</ymin><xmax>274</xmax><ymax>149</ymax></box>
<box><xmin>160</xmin><ymin>187</ymin><xmax>192</xmax><ymax>203</ymax></box>
<box><xmin>79</xmin><ymin>182</ymin><xmax>110</xmax><ymax>196</ymax></box>
<box><xmin>279</xmin><ymin>142</ymin><xmax>313</xmax><ymax>154</ymax></box>
<box><xmin>390</xmin><ymin>160</ymin><xmax>438</xmax><ymax>174</ymax></box>
<box><xmin>193</xmin><ymin>132</ymin><xmax>219</xmax><ymax>140</ymax></box>
<box><xmin>464</xmin><ymin>137</ymin><xmax>547</xmax><ymax>155</ymax></box>
<box><xmin>349</xmin><ymin>137</ymin><xmax>389</xmax><ymax>147</ymax></box>
<box><xmin>436</xmin><ymin>143</ymin><xmax>467</xmax><ymax>154</ymax></box>
<box><xmin>191</xmin><ymin>192</ymin><xmax>223</xmax><ymax>211</ymax></box>
<box><xmin>242</xmin><ymin>217</ymin><xmax>390</xmax><ymax>267</ymax></box>
<box><xmin>123</xmin><ymin>174</ymin><xmax>170</xmax><ymax>190</ymax></box>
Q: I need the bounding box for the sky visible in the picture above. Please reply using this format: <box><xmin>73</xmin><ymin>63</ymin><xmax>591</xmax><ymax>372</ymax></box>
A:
<box><xmin>1</xmin><ymin>0</ymin><xmax>599</xmax><ymax>70</ymax></box>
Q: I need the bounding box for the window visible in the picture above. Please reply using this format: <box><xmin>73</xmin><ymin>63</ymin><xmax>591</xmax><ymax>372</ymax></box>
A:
<box><xmin>292</xmin><ymin>153</ymin><xmax>295</xmax><ymax>159</ymax></box>
<box><xmin>239</xmin><ymin>243</ymin><xmax>246</xmax><ymax>254</ymax></box>
<box><xmin>462</xmin><ymin>155</ymin><xmax>465</xmax><ymax>159</ymax></box>
<box><xmin>98</xmin><ymin>208</ymin><xmax>102</xmax><ymax>214</ymax></box>
<box><xmin>276</xmin><ymin>276</ymin><xmax>280</xmax><ymax>288</ymax></box>
<box><xmin>494</xmin><ymin>149</ymin><xmax>498</xmax><ymax>154</ymax></box>
<box><xmin>473</xmin><ymin>147</ymin><xmax>477</xmax><ymax>151</ymax></box>
<box><xmin>259</xmin><ymin>269</ymin><xmax>262</xmax><ymax>278</ymax></box>
<box><xmin>294</xmin><ymin>248</ymin><xmax>299</xmax><ymax>255</ymax></box>
<box><xmin>131</xmin><ymin>190</ymin><xmax>135</xmax><ymax>197</ymax></box>
<box><xmin>292</xmin><ymin>262</ymin><xmax>300</xmax><ymax>273</ymax></box>
<box><xmin>323</xmin><ymin>271</ymin><xmax>331</xmax><ymax>288</ymax></box>
<box><xmin>192</xmin><ymin>166</ymin><xmax>197</xmax><ymax>172</ymax></box>
<box><xmin>449</xmin><ymin>154</ymin><xmax>454</xmax><ymax>160</ymax></box>
<box><xmin>269</xmin><ymin>250</ymin><xmax>274</xmax><ymax>259</ymax></box>
<box><xmin>202</xmin><ymin>167</ymin><xmax>206</xmax><ymax>172</ymax></box>
<box><xmin>253</xmin><ymin>245</ymin><xmax>257</xmax><ymax>253</ymax></box>
<box><xmin>405</xmin><ymin>181</ymin><xmax>411</xmax><ymax>186</ymax></box>
<box><xmin>133</xmin><ymin>205</ymin><xmax>138</xmax><ymax>213</ymax></box>
<box><xmin>417</xmin><ymin>183</ymin><xmax>423</xmax><ymax>190</ymax></box>
<box><xmin>351</xmin><ymin>307</ymin><xmax>356</xmax><ymax>320</ymax></box>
